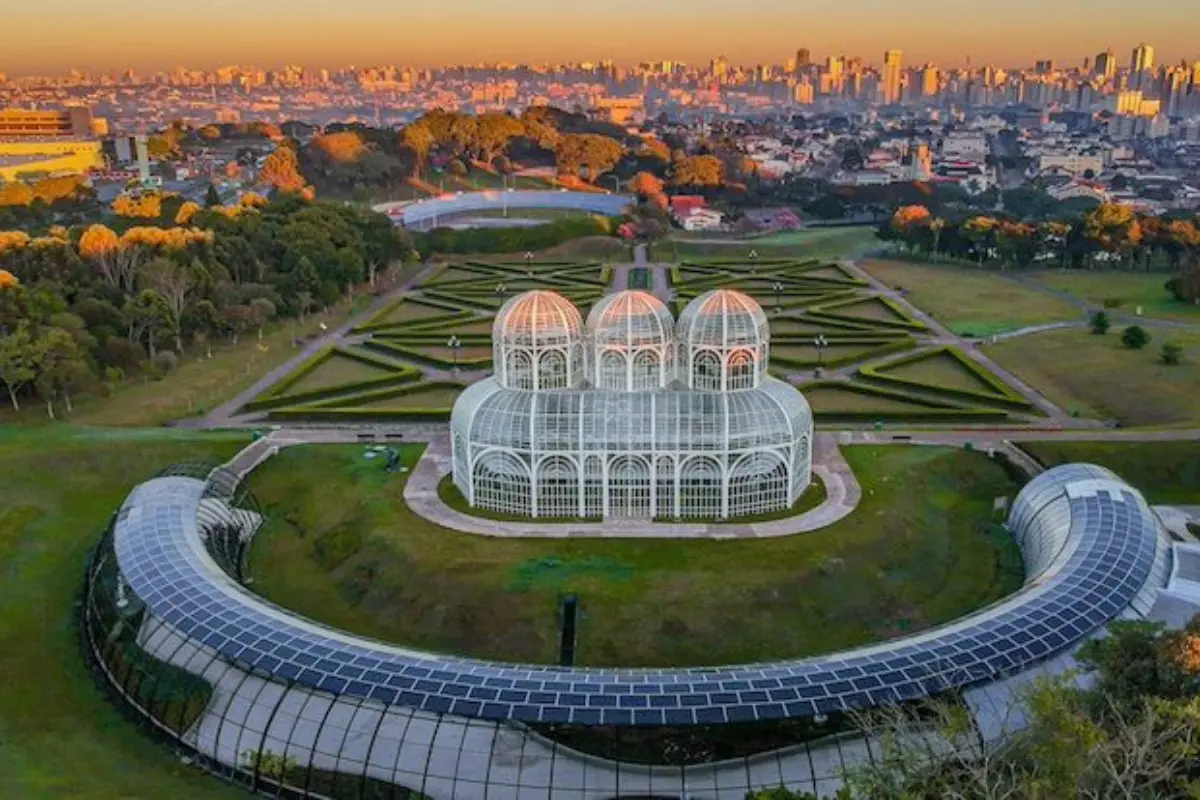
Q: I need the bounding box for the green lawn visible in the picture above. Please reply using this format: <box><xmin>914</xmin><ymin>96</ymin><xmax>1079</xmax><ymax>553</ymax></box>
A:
<box><xmin>1028</xmin><ymin>270</ymin><xmax>1200</xmax><ymax>324</ymax></box>
<box><xmin>985</xmin><ymin>328</ymin><xmax>1200</xmax><ymax>426</ymax></box>
<box><xmin>1019</xmin><ymin>442</ymin><xmax>1200</xmax><ymax>504</ymax></box>
<box><xmin>245</xmin><ymin>444</ymin><xmax>1023</xmax><ymax>668</ymax></box>
<box><xmin>286</xmin><ymin>352</ymin><xmax>395</xmax><ymax>394</ymax></box>
<box><xmin>662</xmin><ymin>227</ymin><xmax>879</xmax><ymax>261</ymax></box>
<box><xmin>861</xmin><ymin>260</ymin><xmax>1081</xmax><ymax>336</ymax></box>
<box><xmin>0</xmin><ymin>425</ymin><xmax>249</xmax><ymax>800</ymax></box>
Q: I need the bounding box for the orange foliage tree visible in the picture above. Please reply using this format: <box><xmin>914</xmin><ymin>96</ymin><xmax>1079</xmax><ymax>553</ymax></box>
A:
<box><xmin>312</xmin><ymin>131</ymin><xmax>368</xmax><ymax>164</ymax></box>
<box><xmin>0</xmin><ymin>269</ymin><xmax>17</xmax><ymax>289</ymax></box>
<box><xmin>259</xmin><ymin>146</ymin><xmax>306</xmax><ymax>193</ymax></box>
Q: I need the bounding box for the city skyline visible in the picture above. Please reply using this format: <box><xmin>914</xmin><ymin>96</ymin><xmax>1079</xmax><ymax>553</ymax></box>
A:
<box><xmin>4</xmin><ymin>0</ymin><xmax>1196</xmax><ymax>75</ymax></box>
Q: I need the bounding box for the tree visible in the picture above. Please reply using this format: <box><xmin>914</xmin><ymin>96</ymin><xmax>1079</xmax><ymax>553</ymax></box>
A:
<box><xmin>221</xmin><ymin>304</ymin><xmax>254</xmax><ymax>345</ymax></box>
<box><xmin>0</xmin><ymin>321</ymin><xmax>39</xmax><ymax>411</ymax></box>
<box><xmin>472</xmin><ymin>113</ymin><xmax>524</xmax><ymax>164</ymax></box>
<box><xmin>554</xmin><ymin>134</ymin><xmax>624</xmax><ymax>183</ymax></box>
<box><xmin>295</xmin><ymin>290</ymin><xmax>313</xmax><ymax>323</ymax></box>
<box><xmin>33</xmin><ymin>326</ymin><xmax>86</xmax><ymax>418</ymax></box>
<box><xmin>400</xmin><ymin>120</ymin><xmax>436</xmax><ymax>177</ymax></box>
<box><xmin>1121</xmin><ymin>325</ymin><xmax>1150</xmax><ymax>350</ymax></box>
<box><xmin>175</xmin><ymin>200</ymin><xmax>201</xmax><ymax>225</ymax></box>
<box><xmin>1090</xmin><ymin>311</ymin><xmax>1111</xmax><ymax>335</ymax></box>
<box><xmin>312</xmin><ymin>131</ymin><xmax>368</xmax><ymax>164</ymax></box>
<box><xmin>1160</xmin><ymin>341</ymin><xmax>1183</xmax><ymax>365</ymax></box>
<box><xmin>79</xmin><ymin>224</ymin><xmax>133</xmax><ymax>290</ymax></box>
<box><xmin>141</xmin><ymin>257</ymin><xmax>199</xmax><ymax>352</ymax></box>
<box><xmin>259</xmin><ymin>146</ymin><xmax>306</xmax><ymax>193</ymax></box>
<box><xmin>1083</xmin><ymin>203</ymin><xmax>1142</xmax><ymax>266</ymax></box>
<box><xmin>249</xmin><ymin>297</ymin><xmax>276</xmax><ymax>340</ymax></box>
<box><xmin>628</xmin><ymin>171</ymin><xmax>665</xmax><ymax>197</ymax></box>
<box><xmin>123</xmin><ymin>289</ymin><xmax>171</xmax><ymax>359</ymax></box>
<box><xmin>671</xmin><ymin>154</ymin><xmax>724</xmax><ymax>188</ymax></box>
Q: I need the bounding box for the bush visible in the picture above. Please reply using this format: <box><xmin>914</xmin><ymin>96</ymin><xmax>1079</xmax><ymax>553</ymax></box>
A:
<box><xmin>150</xmin><ymin>350</ymin><xmax>179</xmax><ymax>376</ymax></box>
<box><xmin>1090</xmin><ymin>311</ymin><xmax>1110</xmax><ymax>335</ymax></box>
<box><xmin>1161</xmin><ymin>341</ymin><xmax>1184</xmax><ymax>365</ymax></box>
<box><xmin>1101</xmin><ymin>296</ymin><xmax>1126</xmax><ymax>309</ymax></box>
<box><xmin>1121</xmin><ymin>325</ymin><xmax>1150</xmax><ymax>350</ymax></box>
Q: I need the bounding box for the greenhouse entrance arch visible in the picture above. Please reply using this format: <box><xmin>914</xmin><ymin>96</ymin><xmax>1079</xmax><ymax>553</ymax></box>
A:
<box><xmin>608</xmin><ymin>455</ymin><xmax>652</xmax><ymax>518</ymax></box>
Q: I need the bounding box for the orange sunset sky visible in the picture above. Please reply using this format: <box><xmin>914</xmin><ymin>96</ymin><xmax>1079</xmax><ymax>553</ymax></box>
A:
<box><xmin>4</xmin><ymin>0</ymin><xmax>1195</xmax><ymax>74</ymax></box>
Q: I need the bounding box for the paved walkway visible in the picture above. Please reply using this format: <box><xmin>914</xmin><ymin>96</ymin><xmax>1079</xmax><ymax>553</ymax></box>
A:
<box><xmin>230</xmin><ymin>429</ymin><xmax>862</xmax><ymax>539</ymax></box>
<box><xmin>843</xmin><ymin>259</ymin><xmax>1089</xmax><ymax>426</ymax></box>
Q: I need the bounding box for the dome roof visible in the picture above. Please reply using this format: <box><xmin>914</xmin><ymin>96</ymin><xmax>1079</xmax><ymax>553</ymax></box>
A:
<box><xmin>677</xmin><ymin>289</ymin><xmax>769</xmax><ymax>349</ymax></box>
<box><xmin>586</xmin><ymin>290</ymin><xmax>674</xmax><ymax>349</ymax></box>
<box><xmin>493</xmin><ymin>290</ymin><xmax>583</xmax><ymax>348</ymax></box>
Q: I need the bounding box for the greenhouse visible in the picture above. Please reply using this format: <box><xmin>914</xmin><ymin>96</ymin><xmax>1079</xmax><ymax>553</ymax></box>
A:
<box><xmin>450</xmin><ymin>289</ymin><xmax>814</xmax><ymax>519</ymax></box>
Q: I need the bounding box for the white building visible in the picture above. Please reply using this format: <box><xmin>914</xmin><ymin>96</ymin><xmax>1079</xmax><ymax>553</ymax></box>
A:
<box><xmin>450</xmin><ymin>290</ymin><xmax>814</xmax><ymax>520</ymax></box>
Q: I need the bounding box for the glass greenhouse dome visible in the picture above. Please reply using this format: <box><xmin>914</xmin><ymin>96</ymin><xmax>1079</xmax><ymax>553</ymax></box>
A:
<box><xmin>451</xmin><ymin>289</ymin><xmax>813</xmax><ymax>520</ymax></box>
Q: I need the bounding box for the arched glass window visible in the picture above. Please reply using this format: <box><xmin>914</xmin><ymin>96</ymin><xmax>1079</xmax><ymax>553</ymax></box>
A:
<box><xmin>631</xmin><ymin>350</ymin><xmax>662</xmax><ymax>391</ymax></box>
<box><xmin>726</xmin><ymin>349</ymin><xmax>756</xmax><ymax>390</ymax></box>
<box><xmin>539</xmin><ymin>349</ymin><xmax>568</xmax><ymax>390</ymax></box>
<box><xmin>729</xmin><ymin>452</ymin><xmax>789</xmax><ymax>516</ymax></box>
<box><xmin>473</xmin><ymin>451</ymin><xmax>531</xmax><ymax>516</ymax></box>
<box><xmin>692</xmin><ymin>350</ymin><xmax>721</xmax><ymax>391</ymax></box>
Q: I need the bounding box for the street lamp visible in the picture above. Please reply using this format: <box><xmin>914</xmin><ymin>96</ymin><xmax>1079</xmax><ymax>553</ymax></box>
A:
<box><xmin>494</xmin><ymin>282</ymin><xmax>508</xmax><ymax>301</ymax></box>
<box><xmin>748</xmin><ymin>249</ymin><xmax>759</xmax><ymax>275</ymax></box>
<box><xmin>502</xmin><ymin>186</ymin><xmax>513</xmax><ymax>218</ymax></box>
<box><xmin>813</xmin><ymin>334</ymin><xmax>829</xmax><ymax>374</ymax></box>
<box><xmin>524</xmin><ymin>251</ymin><xmax>535</xmax><ymax>276</ymax></box>
<box><xmin>447</xmin><ymin>334</ymin><xmax>462</xmax><ymax>371</ymax></box>
<box><xmin>773</xmin><ymin>281</ymin><xmax>784</xmax><ymax>314</ymax></box>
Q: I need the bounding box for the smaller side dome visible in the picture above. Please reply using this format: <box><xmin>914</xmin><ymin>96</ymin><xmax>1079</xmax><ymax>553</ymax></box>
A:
<box><xmin>677</xmin><ymin>290</ymin><xmax>771</xmax><ymax>391</ymax></box>
<box><xmin>494</xmin><ymin>290</ymin><xmax>583</xmax><ymax>349</ymax></box>
<box><xmin>493</xmin><ymin>290</ymin><xmax>584</xmax><ymax>391</ymax></box>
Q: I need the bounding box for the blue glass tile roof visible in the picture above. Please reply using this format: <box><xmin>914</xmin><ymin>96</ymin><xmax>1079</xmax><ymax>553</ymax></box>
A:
<box><xmin>112</xmin><ymin>464</ymin><xmax>1165</xmax><ymax>725</ymax></box>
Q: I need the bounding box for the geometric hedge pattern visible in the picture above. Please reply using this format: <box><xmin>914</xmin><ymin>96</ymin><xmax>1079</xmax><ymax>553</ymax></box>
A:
<box><xmin>671</xmin><ymin>258</ymin><xmax>1038</xmax><ymax>425</ymax></box>
<box><xmin>241</xmin><ymin>255</ymin><xmax>1039</xmax><ymax>425</ymax></box>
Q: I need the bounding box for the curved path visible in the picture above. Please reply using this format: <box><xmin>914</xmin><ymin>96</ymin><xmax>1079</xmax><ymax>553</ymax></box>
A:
<box><xmin>402</xmin><ymin>432</ymin><xmax>859</xmax><ymax>539</ymax></box>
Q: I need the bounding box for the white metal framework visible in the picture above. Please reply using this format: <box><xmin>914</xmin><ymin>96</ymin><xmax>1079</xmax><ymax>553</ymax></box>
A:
<box><xmin>453</xmin><ymin>289</ymin><xmax>813</xmax><ymax>520</ymax></box>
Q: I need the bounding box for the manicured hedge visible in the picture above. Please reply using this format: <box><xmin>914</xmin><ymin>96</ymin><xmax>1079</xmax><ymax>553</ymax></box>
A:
<box><xmin>252</xmin><ymin>345</ymin><xmax>336</xmax><ymax>402</ymax></box>
<box><xmin>244</xmin><ymin>371</ymin><xmax>422</xmax><ymax>413</ymax></box>
<box><xmin>354</xmin><ymin>298</ymin><xmax>471</xmax><ymax>334</ymax></box>
<box><xmin>306</xmin><ymin>380</ymin><xmax>464</xmax><ymax>410</ymax></box>
<box><xmin>805</xmin><ymin>379</ymin><xmax>1011</xmax><ymax>423</ymax></box>
<box><xmin>858</xmin><ymin>346</ymin><xmax>1033</xmax><ymax>409</ymax></box>
<box><xmin>361</xmin><ymin>339</ymin><xmax>491</xmax><ymax>371</ymax></box>
<box><xmin>770</xmin><ymin>339</ymin><xmax>917</xmax><ymax>370</ymax></box>
<box><xmin>266</xmin><ymin>407</ymin><xmax>453</xmax><ymax>422</ymax></box>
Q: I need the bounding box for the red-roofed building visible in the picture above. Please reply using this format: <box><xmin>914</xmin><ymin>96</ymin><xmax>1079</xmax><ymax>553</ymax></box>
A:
<box><xmin>669</xmin><ymin>195</ymin><xmax>707</xmax><ymax>216</ymax></box>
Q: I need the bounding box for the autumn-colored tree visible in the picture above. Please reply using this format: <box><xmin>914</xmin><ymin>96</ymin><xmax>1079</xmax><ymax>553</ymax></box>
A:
<box><xmin>175</xmin><ymin>201</ymin><xmax>201</xmax><ymax>226</ymax></box>
<box><xmin>0</xmin><ymin>182</ymin><xmax>34</xmax><ymax>207</ymax></box>
<box><xmin>240</xmin><ymin>191</ymin><xmax>267</xmax><ymax>208</ymax></box>
<box><xmin>79</xmin><ymin>224</ymin><xmax>136</xmax><ymax>290</ymax></box>
<box><xmin>1083</xmin><ymin>203</ymin><xmax>1142</xmax><ymax>263</ymax></box>
<box><xmin>472</xmin><ymin>113</ymin><xmax>524</xmax><ymax>164</ymax></box>
<box><xmin>670</xmin><ymin>154</ymin><xmax>724</xmax><ymax>188</ymax></box>
<box><xmin>121</xmin><ymin>226</ymin><xmax>213</xmax><ymax>251</ymax></box>
<box><xmin>0</xmin><ymin>231</ymin><xmax>31</xmax><ymax>254</ymax></box>
<box><xmin>259</xmin><ymin>146</ymin><xmax>306</xmax><ymax>193</ymax></box>
<box><xmin>628</xmin><ymin>171</ymin><xmax>666</xmax><ymax>197</ymax></box>
<box><xmin>962</xmin><ymin>216</ymin><xmax>999</xmax><ymax>264</ymax></box>
<box><xmin>312</xmin><ymin>131</ymin><xmax>368</xmax><ymax>164</ymax></box>
<box><xmin>0</xmin><ymin>270</ymin><xmax>18</xmax><ymax>289</ymax></box>
<box><xmin>401</xmin><ymin>121</ymin><xmax>436</xmax><ymax>177</ymax></box>
<box><xmin>554</xmin><ymin>134</ymin><xmax>624</xmax><ymax>183</ymax></box>
<box><xmin>112</xmin><ymin>192</ymin><xmax>165</xmax><ymax>219</ymax></box>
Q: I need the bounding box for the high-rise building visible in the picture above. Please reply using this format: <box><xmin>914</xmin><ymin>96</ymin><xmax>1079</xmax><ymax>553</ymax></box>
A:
<box><xmin>1035</xmin><ymin>59</ymin><xmax>1054</xmax><ymax>75</ymax></box>
<box><xmin>920</xmin><ymin>65</ymin><xmax>940</xmax><ymax>97</ymax></box>
<box><xmin>1132</xmin><ymin>43</ymin><xmax>1155</xmax><ymax>73</ymax></box>
<box><xmin>795</xmin><ymin>48</ymin><xmax>811</xmax><ymax>70</ymax></box>
<box><xmin>882</xmin><ymin>49</ymin><xmax>903</xmax><ymax>104</ymax></box>
<box><xmin>1094</xmin><ymin>49</ymin><xmax>1116</xmax><ymax>82</ymax></box>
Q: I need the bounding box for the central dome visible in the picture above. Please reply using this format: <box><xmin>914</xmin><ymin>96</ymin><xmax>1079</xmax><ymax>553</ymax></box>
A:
<box><xmin>586</xmin><ymin>290</ymin><xmax>674</xmax><ymax>349</ymax></box>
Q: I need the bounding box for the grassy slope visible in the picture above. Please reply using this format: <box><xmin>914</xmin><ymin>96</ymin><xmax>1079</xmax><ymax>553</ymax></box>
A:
<box><xmin>862</xmin><ymin>260</ymin><xmax>1081</xmax><ymax>336</ymax></box>
<box><xmin>245</xmin><ymin>444</ymin><xmax>1023</xmax><ymax>668</ymax></box>
<box><xmin>985</xmin><ymin>328</ymin><xmax>1200</xmax><ymax>426</ymax></box>
<box><xmin>662</xmin><ymin>227</ymin><xmax>878</xmax><ymax>261</ymax></box>
<box><xmin>0</xmin><ymin>426</ymin><xmax>248</xmax><ymax>800</ymax></box>
<box><xmin>1019</xmin><ymin>441</ymin><xmax>1200</xmax><ymax>504</ymax></box>
<box><xmin>1028</xmin><ymin>270</ymin><xmax>1200</xmax><ymax>324</ymax></box>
